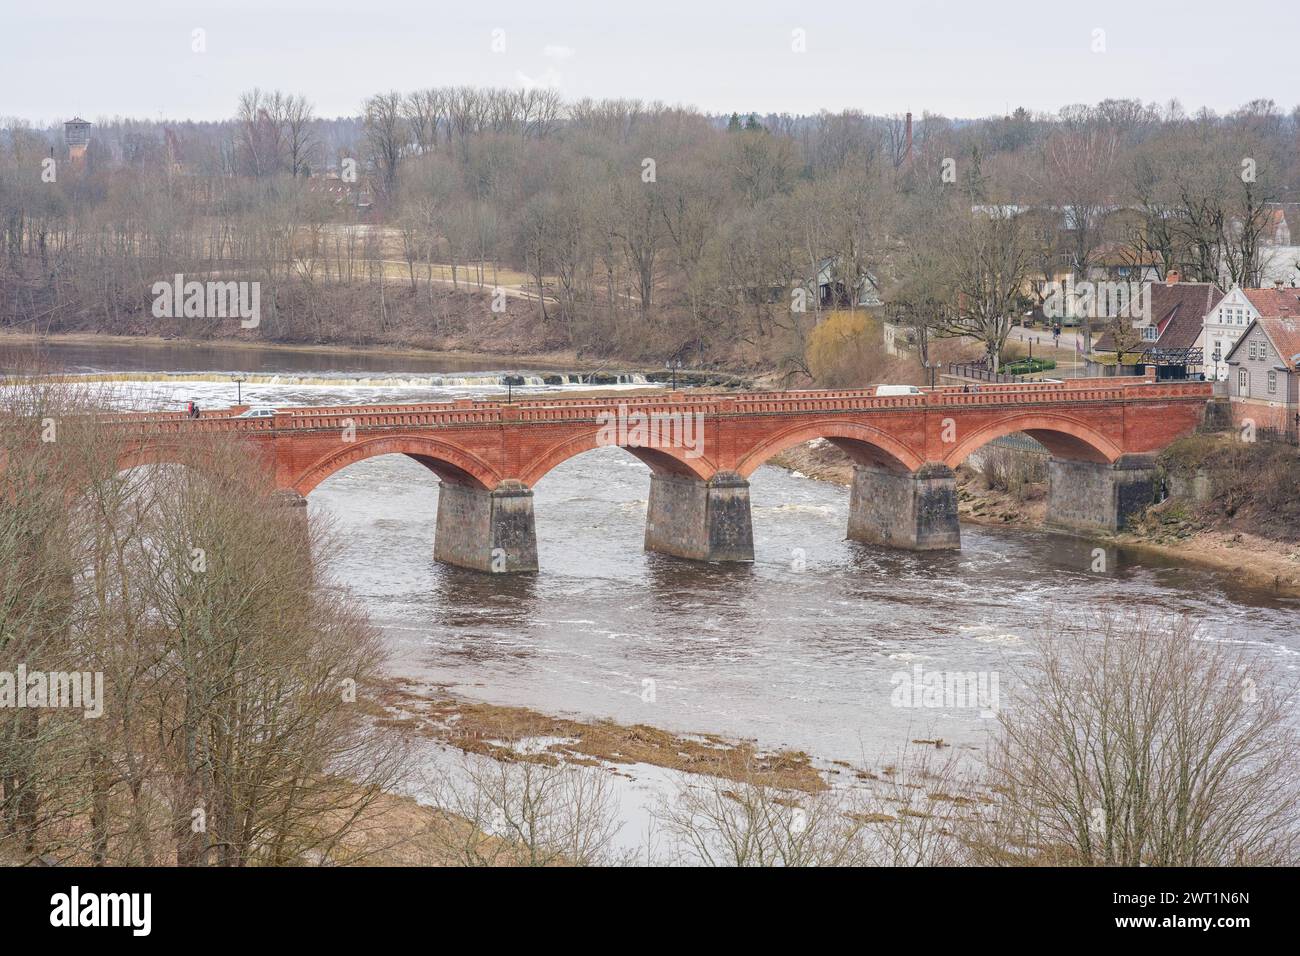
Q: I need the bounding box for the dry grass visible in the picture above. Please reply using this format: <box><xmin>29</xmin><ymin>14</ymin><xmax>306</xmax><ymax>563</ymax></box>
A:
<box><xmin>973</xmin><ymin>446</ymin><xmax>1047</xmax><ymax>500</ymax></box>
<box><xmin>372</xmin><ymin>679</ymin><xmax>828</xmax><ymax>793</ymax></box>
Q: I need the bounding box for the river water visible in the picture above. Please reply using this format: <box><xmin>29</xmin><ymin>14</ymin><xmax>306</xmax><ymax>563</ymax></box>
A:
<box><xmin>14</xmin><ymin>342</ymin><xmax>1299</xmax><ymax>768</ymax></box>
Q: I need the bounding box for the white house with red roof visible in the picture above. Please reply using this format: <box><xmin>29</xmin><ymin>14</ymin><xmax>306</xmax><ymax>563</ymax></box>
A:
<box><xmin>1200</xmin><ymin>284</ymin><xmax>1300</xmax><ymax>380</ymax></box>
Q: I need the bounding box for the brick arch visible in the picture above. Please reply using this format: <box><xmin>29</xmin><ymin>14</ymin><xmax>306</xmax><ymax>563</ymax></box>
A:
<box><xmin>116</xmin><ymin>442</ymin><xmax>210</xmax><ymax>474</ymax></box>
<box><xmin>943</xmin><ymin>413</ymin><xmax>1122</xmax><ymax>467</ymax></box>
<box><xmin>733</xmin><ymin>420</ymin><xmax>926</xmax><ymax>478</ymax></box>
<box><xmin>291</xmin><ymin>435</ymin><xmax>502</xmax><ymax>495</ymax></box>
<box><xmin>518</xmin><ymin>429</ymin><xmax>716</xmax><ymax>487</ymax></box>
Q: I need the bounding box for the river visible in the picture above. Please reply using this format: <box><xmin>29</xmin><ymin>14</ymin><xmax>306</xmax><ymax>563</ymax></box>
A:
<box><xmin>12</xmin><ymin>342</ymin><xmax>1298</xmax><ymax>769</ymax></box>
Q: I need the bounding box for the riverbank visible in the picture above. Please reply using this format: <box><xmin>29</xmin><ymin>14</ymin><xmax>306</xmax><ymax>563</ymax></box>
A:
<box><xmin>769</xmin><ymin>440</ymin><xmax>1300</xmax><ymax>598</ymax></box>
<box><xmin>0</xmin><ymin>330</ymin><xmax>754</xmax><ymax>389</ymax></box>
<box><xmin>1</xmin><ymin>264</ymin><xmax>774</xmax><ymax>381</ymax></box>
<box><xmin>352</xmin><ymin>678</ymin><xmax>971</xmax><ymax>865</ymax></box>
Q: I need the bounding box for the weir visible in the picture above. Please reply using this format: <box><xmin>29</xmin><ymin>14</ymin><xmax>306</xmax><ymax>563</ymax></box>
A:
<box><xmin>847</xmin><ymin>463</ymin><xmax>961</xmax><ymax>551</ymax></box>
<box><xmin>433</xmin><ymin>480</ymin><xmax>538</xmax><ymax>573</ymax></box>
<box><xmin>644</xmin><ymin>471</ymin><xmax>754</xmax><ymax>563</ymax></box>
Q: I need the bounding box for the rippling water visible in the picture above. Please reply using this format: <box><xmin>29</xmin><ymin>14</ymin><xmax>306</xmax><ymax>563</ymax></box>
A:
<box><xmin>312</xmin><ymin>446</ymin><xmax>1299</xmax><ymax>764</ymax></box>
<box><xmin>28</xmin><ymin>343</ymin><xmax>1300</xmax><ymax>764</ymax></box>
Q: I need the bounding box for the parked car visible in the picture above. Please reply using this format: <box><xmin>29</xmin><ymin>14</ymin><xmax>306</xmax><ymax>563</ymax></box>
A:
<box><xmin>873</xmin><ymin>385</ymin><xmax>924</xmax><ymax>396</ymax></box>
<box><xmin>236</xmin><ymin>406</ymin><xmax>277</xmax><ymax>419</ymax></box>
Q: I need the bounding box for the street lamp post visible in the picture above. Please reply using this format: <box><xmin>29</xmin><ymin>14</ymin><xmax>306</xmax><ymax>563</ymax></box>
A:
<box><xmin>666</xmin><ymin>358</ymin><xmax>683</xmax><ymax>390</ymax></box>
<box><xmin>231</xmin><ymin>373</ymin><xmax>247</xmax><ymax>405</ymax></box>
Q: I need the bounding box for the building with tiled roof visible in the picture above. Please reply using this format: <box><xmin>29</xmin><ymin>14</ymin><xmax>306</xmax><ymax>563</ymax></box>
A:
<box><xmin>1224</xmin><ymin>314</ymin><xmax>1300</xmax><ymax>436</ymax></box>
<box><xmin>1201</xmin><ymin>284</ymin><xmax>1300</xmax><ymax>380</ymax></box>
<box><xmin>1092</xmin><ymin>272</ymin><xmax>1223</xmax><ymax>377</ymax></box>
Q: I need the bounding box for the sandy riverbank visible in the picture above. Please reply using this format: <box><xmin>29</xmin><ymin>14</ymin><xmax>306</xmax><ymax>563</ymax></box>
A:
<box><xmin>369</xmin><ymin>677</ymin><xmax>833</xmax><ymax>792</ymax></box>
<box><xmin>348</xmin><ymin>677</ymin><xmax>966</xmax><ymax>865</ymax></box>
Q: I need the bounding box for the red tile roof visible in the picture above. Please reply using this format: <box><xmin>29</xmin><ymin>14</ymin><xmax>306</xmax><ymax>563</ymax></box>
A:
<box><xmin>1253</xmin><ymin>317</ymin><xmax>1300</xmax><ymax>372</ymax></box>
<box><xmin>1243</xmin><ymin>287</ymin><xmax>1300</xmax><ymax>319</ymax></box>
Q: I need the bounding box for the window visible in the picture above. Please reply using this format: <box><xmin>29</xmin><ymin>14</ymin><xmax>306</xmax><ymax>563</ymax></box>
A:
<box><xmin>1143</xmin><ymin>325</ymin><xmax>1157</xmax><ymax>341</ymax></box>
<box><xmin>1248</xmin><ymin>341</ymin><xmax>1258</xmax><ymax>360</ymax></box>
<box><xmin>1238</xmin><ymin>368</ymin><xmax>1248</xmax><ymax>394</ymax></box>
<box><xmin>1268</xmin><ymin>370</ymin><xmax>1277</xmax><ymax>394</ymax></box>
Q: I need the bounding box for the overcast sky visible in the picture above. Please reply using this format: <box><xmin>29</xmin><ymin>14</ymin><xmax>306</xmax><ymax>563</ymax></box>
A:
<box><xmin>4</xmin><ymin>0</ymin><xmax>1295</xmax><ymax>124</ymax></box>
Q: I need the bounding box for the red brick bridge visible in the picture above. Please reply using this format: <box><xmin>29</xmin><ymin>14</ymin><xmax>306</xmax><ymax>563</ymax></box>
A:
<box><xmin>111</xmin><ymin>377</ymin><xmax>1213</xmax><ymax>572</ymax></box>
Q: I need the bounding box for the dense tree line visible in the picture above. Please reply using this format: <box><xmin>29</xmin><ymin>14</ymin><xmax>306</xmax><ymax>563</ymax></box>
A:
<box><xmin>2</xmin><ymin>92</ymin><xmax>1297</xmax><ymax>375</ymax></box>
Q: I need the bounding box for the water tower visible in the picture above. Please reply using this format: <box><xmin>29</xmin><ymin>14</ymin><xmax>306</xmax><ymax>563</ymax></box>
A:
<box><xmin>64</xmin><ymin>117</ymin><xmax>91</xmax><ymax>161</ymax></box>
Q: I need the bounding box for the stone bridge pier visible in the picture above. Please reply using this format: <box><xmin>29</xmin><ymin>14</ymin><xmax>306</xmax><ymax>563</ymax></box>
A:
<box><xmin>1045</xmin><ymin>454</ymin><xmax>1160</xmax><ymax>534</ymax></box>
<box><xmin>847</xmin><ymin>463</ymin><xmax>961</xmax><ymax>551</ymax></box>
<box><xmin>644</xmin><ymin>471</ymin><xmax>755</xmax><ymax>563</ymax></box>
<box><xmin>639</xmin><ymin>461</ymin><xmax>964</xmax><ymax>561</ymax></box>
<box><xmin>434</xmin><ymin>480</ymin><xmax>539</xmax><ymax>573</ymax></box>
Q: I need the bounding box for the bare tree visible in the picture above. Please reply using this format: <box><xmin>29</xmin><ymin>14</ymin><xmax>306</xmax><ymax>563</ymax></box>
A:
<box><xmin>935</xmin><ymin>209</ymin><xmax>1032</xmax><ymax>372</ymax></box>
<box><xmin>283</xmin><ymin>94</ymin><xmax>317</xmax><ymax>178</ymax></box>
<box><xmin>427</xmin><ymin>749</ymin><xmax>625</xmax><ymax>866</ymax></box>
<box><xmin>974</xmin><ymin>614</ymin><xmax>1299</xmax><ymax>866</ymax></box>
<box><xmin>363</xmin><ymin>91</ymin><xmax>409</xmax><ymax>197</ymax></box>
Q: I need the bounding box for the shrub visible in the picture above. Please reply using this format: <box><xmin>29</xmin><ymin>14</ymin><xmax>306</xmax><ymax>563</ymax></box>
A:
<box><xmin>805</xmin><ymin>310</ymin><xmax>916</xmax><ymax>388</ymax></box>
<box><xmin>1002</xmin><ymin>358</ymin><xmax>1056</xmax><ymax>375</ymax></box>
<box><xmin>976</xmin><ymin>445</ymin><xmax>1047</xmax><ymax>499</ymax></box>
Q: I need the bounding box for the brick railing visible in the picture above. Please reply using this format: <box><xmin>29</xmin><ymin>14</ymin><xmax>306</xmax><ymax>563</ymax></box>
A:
<box><xmin>100</xmin><ymin>379</ymin><xmax>1213</xmax><ymax>435</ymax></box>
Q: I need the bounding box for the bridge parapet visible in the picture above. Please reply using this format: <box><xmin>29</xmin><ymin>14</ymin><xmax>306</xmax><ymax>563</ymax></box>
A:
<box><xmin>929</xmin><ymin>381</ymin><xmax>1212</xmax><ymax>408</ymax></box>
<box><xmin>97</xmin><ymin>378</ymin><xmax>1211</xmax><ymax>434</ymax></box>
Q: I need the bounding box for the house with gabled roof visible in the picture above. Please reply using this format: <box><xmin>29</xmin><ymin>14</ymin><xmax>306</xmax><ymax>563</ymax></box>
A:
<box><xmin>1092</xmin><ymin>272</ymin><xmax>1223</xmax><ymax>377</ymax></box>
<box><xmin>1224</xmin><ymin>315</ymin><xmax>1300</xmax><ymax>437</ymax></box>
<box><xmin>1201</xmin><ymin>283</ymin><xmax>1300</xmax><ymax>380</ymax></box>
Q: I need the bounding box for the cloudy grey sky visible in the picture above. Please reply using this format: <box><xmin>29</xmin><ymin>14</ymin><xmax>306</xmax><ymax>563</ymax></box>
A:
<box><xmin>3</xmin><ymin>0</ymin><xmax>1294</xmax><ymax>123</ymax></box>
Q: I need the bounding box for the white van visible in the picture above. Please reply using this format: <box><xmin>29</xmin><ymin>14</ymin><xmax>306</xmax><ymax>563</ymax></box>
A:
<box><xmin>873</xmin><ymin>385</ymin><xmax>924</xmax><ymax>397</ymax></box>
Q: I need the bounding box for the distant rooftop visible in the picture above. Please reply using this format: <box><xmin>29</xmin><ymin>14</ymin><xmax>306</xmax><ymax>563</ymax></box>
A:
<box><xmin>64</xmin><ymin>117</ymin><xmax>91</xmax><ymax>148</ymax></box>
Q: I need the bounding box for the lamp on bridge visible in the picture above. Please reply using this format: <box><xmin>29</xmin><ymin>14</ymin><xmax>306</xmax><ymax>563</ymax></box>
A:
<box><xmin>231</xmin><ymin>373</ymin><xmax>247</xmax><ymax>405</ymax></box>
<box><xmin>665</xmin><ymin>357</ymin><xmax>684</xmax><ymax>390</ymax></box>
<box><xmin>921</xmin><ymin>360</ymin><xmax>937</xmax><ymax>389</ymax></box>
